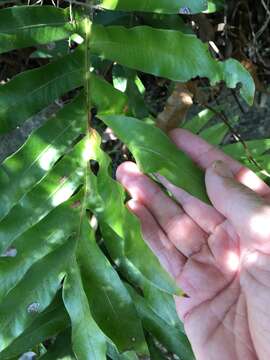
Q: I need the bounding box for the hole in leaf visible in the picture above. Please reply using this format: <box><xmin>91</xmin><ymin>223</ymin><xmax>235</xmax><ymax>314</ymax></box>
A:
<box><xmin>90</xmin><ymin>160</ymin><xmax>100</xmax><ymax>175</ymax></box>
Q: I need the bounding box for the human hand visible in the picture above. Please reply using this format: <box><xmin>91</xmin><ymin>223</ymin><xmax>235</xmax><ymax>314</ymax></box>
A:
<box><xmin>116</xmin><ymin>129</ymin><xmax>270</xmax><ymax>360</ymax></box>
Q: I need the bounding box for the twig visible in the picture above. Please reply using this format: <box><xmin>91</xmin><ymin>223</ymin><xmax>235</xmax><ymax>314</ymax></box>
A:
<box><xmin>230</xmin><ymin>89</ymin><xmax>246</xmax><ymax>114</ymax></box>
<box><xmin>203</xmin><ymin>104</ymin><xmax>265</xmax><ymax>172</ymax></box>
<box><xmin>255</xmin><ymin>0</ymin><xmax>270</xmax><ymax>40</ymax></box>
<box><xmin>260</xmin><ymin>0</ymin><xmax>270</xmax><ymax>15</ymax></box>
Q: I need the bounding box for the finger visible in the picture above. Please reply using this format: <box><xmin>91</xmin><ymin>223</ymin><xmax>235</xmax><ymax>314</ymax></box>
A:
<box><xmin>170</xmin><ymin>129</ymin><xmax>270</xmax><ymax>197</ymax></box>
<box><xmin>117</xmin><ymin>162</ymin><xmax>207</xmax><ymax>257</ymax></box>
<box><xmin>127</xmin><ymin>199</ymin><xmax>186</xmax><ymax>278</ymax></box>
<box><xmin>156</xmin><ymin>174</ymin><xmax>224</xmax><ymax>234</ymax></box>
<box><xmin>205</xmin><ymin>161</ymin><xmax>270</xmax><ymax>253</ymax></box>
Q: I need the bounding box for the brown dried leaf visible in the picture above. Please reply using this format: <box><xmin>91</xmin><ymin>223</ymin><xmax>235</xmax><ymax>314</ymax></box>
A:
<box><xmin>157</xmin><ymin>83</ymin><xmax>193</xmax><ymax>132</ymax></box>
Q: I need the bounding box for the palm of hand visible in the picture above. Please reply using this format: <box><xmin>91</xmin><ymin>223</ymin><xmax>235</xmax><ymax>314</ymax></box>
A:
<box><xmin>117</xmin><ymin>130</ymin><xmax>270</xmax><ymax>360</ymax></box>
<box><xmin>178</xmin><ymin>219</ymin><xmax>258</xmax><ymax>360</ymax></box>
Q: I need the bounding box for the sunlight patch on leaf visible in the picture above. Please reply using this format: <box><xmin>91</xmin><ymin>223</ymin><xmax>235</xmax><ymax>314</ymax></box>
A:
<box><xmin>38</xmin><ymin>147</ymin><xmax>59</xmax><ymax>171</ymax></box>
<box><xmin>51</xmin><ymin>180</ymin><xmax>79</xmax><ymax>207</ymax></box>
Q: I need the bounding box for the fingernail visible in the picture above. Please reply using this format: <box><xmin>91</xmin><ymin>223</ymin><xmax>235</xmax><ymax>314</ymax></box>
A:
<box><xmin>212</xmin><ymin>160</ymin><xmax>233</xmax><ymax>178</ymax></box>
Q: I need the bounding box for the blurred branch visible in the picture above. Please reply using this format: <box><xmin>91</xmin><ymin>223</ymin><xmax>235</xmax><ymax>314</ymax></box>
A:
<box><xmin>203</xmin><ymin>104</ymin><xmax>265</xmax><ymax>172</ymax></box>
<box><xmin>255</xmin><ymin>0</ymin><xmax>270</xmax><ymax>40</ymax></box>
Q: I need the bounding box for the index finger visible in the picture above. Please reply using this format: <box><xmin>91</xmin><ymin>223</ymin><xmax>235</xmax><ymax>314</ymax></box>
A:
<box><xmin>170</xmin><ymin>128</ymin><xmax>270</xmax><ymax>197</ymax></box>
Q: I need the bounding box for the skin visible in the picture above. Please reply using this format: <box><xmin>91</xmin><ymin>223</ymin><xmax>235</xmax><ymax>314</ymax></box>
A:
<box><xmin>116</xmin><ymin>129</ymin><xmax>270</xmax><ymax>360</ymax></box>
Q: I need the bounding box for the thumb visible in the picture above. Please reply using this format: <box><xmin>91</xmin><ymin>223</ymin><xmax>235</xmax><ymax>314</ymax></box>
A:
<box><xmin>205</xmin><ymin>161</ymin><xmax>270</xmax><ymax>253</ymax></box>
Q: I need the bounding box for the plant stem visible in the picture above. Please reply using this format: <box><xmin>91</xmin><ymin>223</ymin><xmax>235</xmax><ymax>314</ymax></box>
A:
<box><xmin>76</xmin><ymin>15</ymin><xmax>93</xmax><ymax>241</ymax></box>
<box><xmin>84</xmin><ymin>17</ymin><xmax>92</xmax><ymax>130</ymax></box>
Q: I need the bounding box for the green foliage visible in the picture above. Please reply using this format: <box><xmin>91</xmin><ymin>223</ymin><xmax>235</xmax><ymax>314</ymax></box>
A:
<box><xmin>0</xmin><ymin>6</ymin><xmax>72</xmax><ymax>53</ymax></box>
<box><xmin>100</xmin><ymin>0</ymin><xmax>207</xmax><ymax>14</ymax></box>
<box><xmin>100</xmin><ymin>114</ymin><xmax>208</xmax><ymax>203</ymax></box>
<box><xmin>91</xmin><ymin>25</ymin><xmax>254</xmax><ymax>105</ymax></box>
<box><xmin>0</xmin><ymin>1</ymin><xmax>265</xmax><ymax>359</ymax></box>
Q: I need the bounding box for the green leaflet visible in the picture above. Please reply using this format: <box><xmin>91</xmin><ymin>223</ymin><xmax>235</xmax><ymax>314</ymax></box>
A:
<box><xmin>0</xmin><ymin>139</ymin><xmax>86</xmax><ymax>254</ymax></box>
<box><xmin>99</xmin><ymin>114</ymin><xmax>209</xmax><ymax>203</ymax></box>
<box><xmin>260</xmin><ymin>155</ymin><xmax>270</xmax><ymax>176</ymax></box>
<box><xmin>0</xmin><ymin>239</ymin><xmax>75</xmax><ymax>352</ymax></box>
<box><xmin>91</xmin><ymin>25</ymin><xmax>255</xmax><ymax>105</ymax></box>
<box><xmin>93</xmin><ymin>10</ymin><xmax>133</xmax><ymax>27</ymax></box>
<box><xmin>127</xmin><ymin>285</ymin><xmax>194</xmax><ymax>360</ymax></box>
<box><xmin>87</xmin><ymin>130</ymin><xmax>179</xmax><ymax>294</ymax></box>
<box><xmin>146</xmin><ymin>335</ymin><xmax>167</xmax><ymax>360</ymax></box>
<box><xmin>0</xmin><ymin>6</ymin><xmax>70</xmax><ymax>33</ymax></box>
<box><xmin>77</xmin><ymin>220</ymin><xmax>147</xmax><ymax>354</ymax></box>
<box><xmin>0</xmin><ymin>29</ymin><xmax>71</xmax><ymax>56</ymax></box>
<box><xmin>200</xmin><ymin>122</ymin><xmax>228</xmax><ymax>145</ymax></box>
<box><xmin>123</xmin><ymin>69</ymin><xmax>149</xmax><ymax>119</ymax></box>
<box><xmin>140</xmin><ymin>13</ymin><xmax>193</xmax><ymax>33</ymax></box>
<box><xmin>0</xmin><ymin>45</ymin><xmax>127</xmax><ymax>133</ymax></box>
<box><xmin>183</xmin><ymin>108</ymin><xmax>228</xmax><ymax>146</ymax></box>
<box><xmin>100</xmin><ymin>0</ymin><xmax>208</xmax><ymax>14</ymax></box>
<box><xmin>63</xmin><ymin>256</ymin><xmax>107</xmax><ymax>360</ymax></box>
<box><xmin>223</xmin><ymin>139</ymin><xmax>270</xmax><ymax>159</ymax></box>
<box><xmin>0</xmin><ymin>6</ymin><xmax>73</xmax><ymax>54</ymax></box>
<box><xmin>0</xmin><ymin>50</ymin><xmax>83</xmax><ymax>134</ymax></box>
<box><xmin>183</xmin><ymin>109</ymin><xmax>215</xmax><ymax>133</ymax></box>
<box><xmin>107</xmin><ymin>342</ymin><xmax>139</xmax><ymax>360</ymax></box>
<box><xmin>0</xmin><ymin>94</ymin><xmax>85</xmax><ymax>220</ymax></box>
<box><xmin>218</xmin><ymin>59</ymin><xmax>255</xmax><ymax>106</ymax></box>
<box><xmin>142</xmin><ymin>284</ymin><xmax>191</xmax><ymax>359</ymax></box>
<box><xmin>91</xmin><ymin>73</ymin><xmax>128</xmax><ymax>115</ymax></box>
<box><xmin>143</xmin><ymin>286</ymin><xmax>184</xmax><ymax>334</ymax></box>
<box><xmin>0</xmin><ymin>294</ymin><xmax>69</xmax><ymax>359</ymax></box>
<box><xmin>0</xmin><ymin>203</ymin><xmax>79</xmax><ymax>302</ymax></box>
<box><xmin>112</xmin><ymin>66</ymin><xmax>148</xmax><ymax>118</ymax></box>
